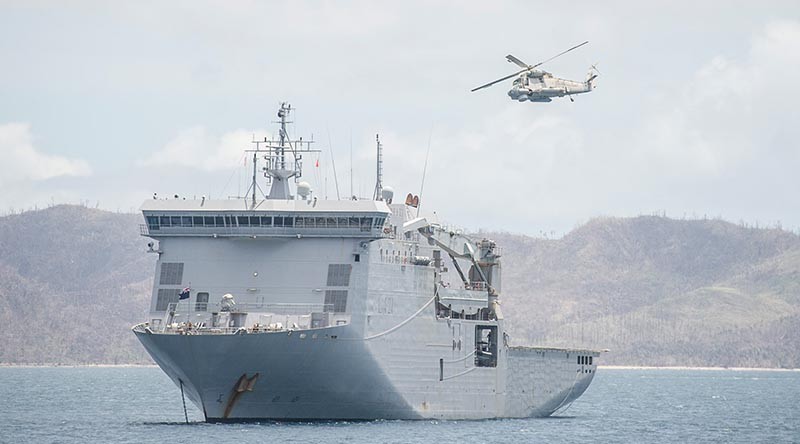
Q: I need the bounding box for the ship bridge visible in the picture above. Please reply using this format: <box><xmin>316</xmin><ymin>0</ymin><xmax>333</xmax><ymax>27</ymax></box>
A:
<box><xmin>140</xmin><ymin>198</ymin><xmax>391</xmax><ymax>239</ymax></box>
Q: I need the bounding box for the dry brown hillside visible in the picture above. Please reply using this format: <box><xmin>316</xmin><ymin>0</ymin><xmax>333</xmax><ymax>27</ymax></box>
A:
<box><xmin>486</xmin><ymin>216</ymin><xmax>800</xmax><ymax>368</ymax></box>
<box><xmin>0</xmin><ymin>205</ymin><xmax>154</xmax><ymax>364</ymax></box>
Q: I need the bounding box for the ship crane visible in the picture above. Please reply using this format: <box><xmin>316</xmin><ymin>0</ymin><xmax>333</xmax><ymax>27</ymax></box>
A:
<box><xmin>403</xmin><ymin>217</ymin><xmax>502</xmax><ymax>319</ymax></box>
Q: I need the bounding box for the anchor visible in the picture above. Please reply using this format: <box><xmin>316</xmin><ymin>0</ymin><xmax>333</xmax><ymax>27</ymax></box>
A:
<box><xmin>223</xmin><ymin>372</ymin><xmax>260</xmax><ymax>419</ymax></box>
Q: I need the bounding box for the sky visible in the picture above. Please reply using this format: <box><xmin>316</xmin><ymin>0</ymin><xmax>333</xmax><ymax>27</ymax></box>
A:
<box><xmin>1</xmin><ymin>1</ymin><xmax>799</xmax><ymax>236</ymax></box>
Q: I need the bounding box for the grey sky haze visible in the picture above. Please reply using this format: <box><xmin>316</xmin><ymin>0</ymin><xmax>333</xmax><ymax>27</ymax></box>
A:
<box><xmin>1</xmin><ymin>1</ymin><xmax>798</xmax><ymax>235</ymax></box>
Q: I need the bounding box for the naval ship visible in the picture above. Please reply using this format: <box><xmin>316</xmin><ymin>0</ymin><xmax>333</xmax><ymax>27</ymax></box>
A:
<box><xmin>133</xmin><ymin>103</ymin><xmax>600</xmax><ymax>421</ymax></box>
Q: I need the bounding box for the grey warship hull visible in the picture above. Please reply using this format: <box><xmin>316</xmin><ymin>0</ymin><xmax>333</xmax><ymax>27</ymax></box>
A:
<box><xmin>134</xmin><ymin>324</ymin><xmax>598</xmax><ymax>421</ymax></box>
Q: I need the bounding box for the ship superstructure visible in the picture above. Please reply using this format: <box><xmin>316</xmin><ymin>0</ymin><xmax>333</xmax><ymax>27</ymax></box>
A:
<box><xmin>133</xmin><ymin>103</ymin><xmax>600</xmax><ymax>421</ymax></box>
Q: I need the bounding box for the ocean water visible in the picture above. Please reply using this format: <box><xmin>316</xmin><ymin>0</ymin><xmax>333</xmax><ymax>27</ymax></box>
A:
<box><xmin>0</xmin><ymin>367</ymin><xmax>797</xmax><ymax>444</ymax></box>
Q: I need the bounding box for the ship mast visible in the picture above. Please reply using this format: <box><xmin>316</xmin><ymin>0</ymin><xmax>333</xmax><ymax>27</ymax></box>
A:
<box><xmin>373</xmin><ymin>134</ymin><xmax>383</xmax><ymax>201</ymax></box>
<box><xmin>246</xmin><ymin>102</ymin><xmax>319</xmax><ymax>204</ymax></box>
<box><xmin>266</xmin><ymin>103</ymin><xmax>296</xmax><ymax>200</ymax></box>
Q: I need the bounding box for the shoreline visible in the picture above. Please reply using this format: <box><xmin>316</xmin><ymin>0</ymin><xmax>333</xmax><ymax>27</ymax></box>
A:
<box><xmin>599</xmin><ymin>365</ymin><xmax>799</xmax><ymax>372</ymax></box>
<box><xmin>0</xmin><ymin>364</ymin><xmax>157</xmax><ymax>368</ymax></box>
<box><xmin>1</xmin><ymin>363</ymin><xmax>797</xmax><ymax>371</ymax></box>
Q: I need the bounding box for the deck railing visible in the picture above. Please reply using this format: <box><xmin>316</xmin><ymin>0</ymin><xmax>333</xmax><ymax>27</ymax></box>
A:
<box><xmin>166</xmin><ymin>301</ymin><xmax>332</xmax><ymax>315</ymax></box>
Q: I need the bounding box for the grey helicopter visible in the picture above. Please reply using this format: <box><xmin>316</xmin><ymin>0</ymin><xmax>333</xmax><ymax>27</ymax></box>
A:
<box><xmin>472</xmin><ymin>41</ymin><xmax>599</xmax><ymax>102</ymax></box>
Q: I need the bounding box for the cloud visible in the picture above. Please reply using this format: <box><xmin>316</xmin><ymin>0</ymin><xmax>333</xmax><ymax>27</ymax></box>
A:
<box><xmin>0</xmin><ymin>123</ymin><xmax>91</xmax><ymax>185</ymax></box>
<box><xmin>637</xmin><ymin>20</ymin><xmax>800</xmax><ymax>177</ymax></box>
<box><xmin>139</xmin><ymin>127</ymin><xmax>258</xmax><ymax>171</ymax></box>
<box><xmin>359</xmin><ymin>106</ymin><xmax>587</xmax><ymax>231</ymax></box>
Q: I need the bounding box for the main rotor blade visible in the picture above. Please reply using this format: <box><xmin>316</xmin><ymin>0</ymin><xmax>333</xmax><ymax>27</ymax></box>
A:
<box><xmin>471</xmin><ymin>68</ymin><xmax>528</xmax><ymax>92</ymax></box>
<box><xmin>532</xmin><ymin>40</ymin><xmax>589</xmax><ymax>68</ymax></box>
<box><xmin>506</xmin><ymin>54</ymin><xmax>528</xmax><ymax>68</ymax></box>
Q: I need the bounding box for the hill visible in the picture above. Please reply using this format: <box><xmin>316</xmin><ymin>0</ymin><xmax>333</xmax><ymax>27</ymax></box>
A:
<box><xmin>487</xmin><ymin>217</ymin><xmax>800</xmax><ymax>367</ymax></box>
<box><xmin>0</xmin><ymin>205</ymin><xmax>154</xmax><ymax>364</ymax></box>
<box><xmin>0</xmin><ymin>206</ymin><xmax>798</xmax><ymax>367</ymax></box>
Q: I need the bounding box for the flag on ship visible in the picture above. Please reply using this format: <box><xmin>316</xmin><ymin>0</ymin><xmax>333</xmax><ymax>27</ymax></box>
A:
<box><xmin>179</xmin><ymin>287</ymin><xmax>191</xmax><ymax>300</ymax></box>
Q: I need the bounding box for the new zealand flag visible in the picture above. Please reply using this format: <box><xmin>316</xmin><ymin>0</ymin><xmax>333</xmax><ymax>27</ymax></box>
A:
<box><xmin>179</xmin><ymin>287</ymin><xmax>191</xmax><ymax>300</ymax></box>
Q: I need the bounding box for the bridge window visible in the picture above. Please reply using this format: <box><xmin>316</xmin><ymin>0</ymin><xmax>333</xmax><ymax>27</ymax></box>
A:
<box><xmin>274</xmin><ymin>216</ymin><xmax>293</xmax><ymax>227</ymax></box>
<box><xmin>146</xmin><ymin>216</ymin><xmax>160</xmax><ymax>230</ymax></box>
<box><xmin>145</xmin><ymin>213</ymin><xmax>385</xmax><ymax>232</ymax></box>
<box><xmin>195</xmin><ymin>292</ymin><xmax>209</xmax><ymax>311</ymax></box>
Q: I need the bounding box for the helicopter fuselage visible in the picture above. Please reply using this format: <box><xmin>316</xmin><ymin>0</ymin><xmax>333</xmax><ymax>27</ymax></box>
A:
<box><xmin>508</xmin><ymin>73</ymin><xmax>594</xmax><ymax>102</ymax></box>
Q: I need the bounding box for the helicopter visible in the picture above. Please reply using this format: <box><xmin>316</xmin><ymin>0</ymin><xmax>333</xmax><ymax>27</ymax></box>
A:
<box><xmin>471</xmin><ymin>41</ymin><xmax>599</xmax><ymax>103</ymax></box>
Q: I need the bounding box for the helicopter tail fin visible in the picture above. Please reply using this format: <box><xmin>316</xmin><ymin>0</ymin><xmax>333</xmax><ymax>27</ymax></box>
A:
<box><xmin>586</xmin><ymin>63</ymin><xmax>599</xmax><ymax>90</ymax></box>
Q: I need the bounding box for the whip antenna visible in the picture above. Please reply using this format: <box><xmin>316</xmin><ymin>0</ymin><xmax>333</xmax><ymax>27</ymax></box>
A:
<box><xmin>417</xmin><ymin>125</ymin><xmax>433</xmax><ymax>217</ymax></box>
<box><xmin>326</xmin><ymin>127</ymin><xmax>341</xmax><ymax>200</ymax></box>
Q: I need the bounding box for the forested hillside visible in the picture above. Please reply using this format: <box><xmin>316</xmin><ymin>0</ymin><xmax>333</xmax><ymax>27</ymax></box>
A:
<box><xmin>0</xmin><ymin>206</ymin><xmax>154</xmax><ymax>364</ymax></box>
<box><xmin>1</xmin><ymin>206</ymin><xmax>798</xmax><ymax>367</ymax></box>
<box><xmin>492</xmin><ymin>217</ymin><xmax>800</xmax><ymax>367</ymax></box>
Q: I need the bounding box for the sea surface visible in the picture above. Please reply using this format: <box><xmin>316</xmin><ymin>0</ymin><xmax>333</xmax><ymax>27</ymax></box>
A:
<box><xmin>0</xmin><ymin>367</ymin><xmax>797</xmax><ymax>443</ymax></box>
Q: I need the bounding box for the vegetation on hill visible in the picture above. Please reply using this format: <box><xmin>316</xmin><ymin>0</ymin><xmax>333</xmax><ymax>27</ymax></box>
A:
<box><xmin>0</xmin><ymin>206</ymin><xmax>797</xmax><ymax>367</ymax></box>
<box><xmin>488</xmin><ymin>216</ymin><xmax>800</xmax><ymax>367</ymax></box>
<box><xmin>0</xmin><ymin>205</ymin><xmax>154</xmax><ymax>364</ymax></box>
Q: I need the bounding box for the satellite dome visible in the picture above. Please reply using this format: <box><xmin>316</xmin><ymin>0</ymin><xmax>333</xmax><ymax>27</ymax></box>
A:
<box><xmin>297</xmin><ymin>181</ymin><xmax>312</xmax><ymax>199</ymax></box>
<box><xmin>221</xmin><ymin>293</ymin><xmax>237</xmax><ymax>311</ymax></box>
<box><xmin>381</xmin><ymin>186</ymin><xmax>394</xmax><ymax>203</ymax></box>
